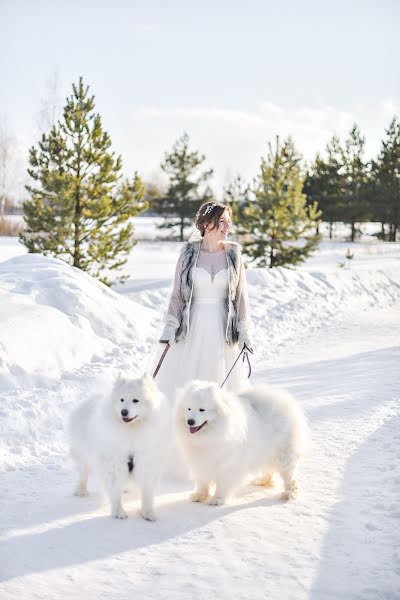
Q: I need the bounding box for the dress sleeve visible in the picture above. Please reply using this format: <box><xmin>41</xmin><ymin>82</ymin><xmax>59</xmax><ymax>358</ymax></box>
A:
<box><xmin>159</xmin><ymin>252</ymin><xmax>184</xmax><ymax>342</ymax></box>
<box><xmin>235</xmin><ymin>253</ymin><xmax>253</xmax><ymax>347</ymax></box>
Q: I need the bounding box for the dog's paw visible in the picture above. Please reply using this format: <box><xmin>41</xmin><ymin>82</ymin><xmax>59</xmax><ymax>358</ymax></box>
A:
<box><xmin>207</xmin><ymin>496</ymin><xmax>225</xmax><ymax>506</ymax></box>
<box><xmin>190</xmin><ymin>491</ymin><xmax>208</xmax><ymax>503</ymax></box>
<box><xmin>141</xmin><ymin>509</ymin><xmax>157</xmax><ymax>522</ymax></box>
<box><xmin>252</xmin><ymin>475</ymin><xmax>275</xmax><ymax>488</ymax></box>
<box><xmin>280</xmin><ymin>482</ymin><xmax>298</xmax><ymax>501</ymax></box>
<box><xmin>113</xmin><ymin>507</ymin><xmax>128</xmax><ymax>519</ymax></box>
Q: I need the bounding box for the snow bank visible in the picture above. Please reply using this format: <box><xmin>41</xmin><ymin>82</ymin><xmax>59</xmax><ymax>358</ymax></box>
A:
<box><xmin>246</xmin><ymin>263</ymin><xmax>400</xmax><ymax>359</ymax></box>
<box><xmin>0</xmin><ymin>254</ymin><xmax>159</xmax><ymax>390</ymax></box>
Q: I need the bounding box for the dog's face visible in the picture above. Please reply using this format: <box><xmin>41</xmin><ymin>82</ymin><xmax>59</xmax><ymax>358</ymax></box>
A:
<box><xmin>111</xmin><ymin>373</ymin><xmax>160</xmax><ymax>425</ymax></box>
<box><xmin>176</xmin><ymin>381</ymin><xmax>222</xmax><ymax>435</ymax></box>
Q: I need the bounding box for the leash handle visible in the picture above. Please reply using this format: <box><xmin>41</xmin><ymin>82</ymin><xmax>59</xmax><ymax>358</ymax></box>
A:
<box><xmin>220</xmin><ymin>344</ymin><xmax>253</xmax><ymax>388</ymax></box>
<box><xmin>242</xmin><ymin>343</ymin><xmax>253</xmax><ymax>379</ymax></box>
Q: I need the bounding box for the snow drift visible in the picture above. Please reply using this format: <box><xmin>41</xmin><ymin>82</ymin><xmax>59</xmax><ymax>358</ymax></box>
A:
<box><xmin>0</xmin><ymin>254</ymin><xmax>159</xmax><ymax>390</ymax></box>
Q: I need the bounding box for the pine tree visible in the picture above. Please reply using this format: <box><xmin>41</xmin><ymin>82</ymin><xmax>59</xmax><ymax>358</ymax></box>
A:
<box><xmin>156</xmin><ymin>133</ymin><xmax>214</xmax><ymax>241</ymax></box>
<box><xmin>21</xmin><ymin>77</ymin><xmax>147</xmax><ymax>285</ymax></box>
<box><xmin>223</xmin><ymin>174</ymin><xmax>251</xmax><ymax>223</ymax></box>
<box><xmin>371</xmin><ymin>116</ymin><xmax>400</xmax><ymax>242</ymax></box>
<box><xmin>340</xmin><ymin>124</ymin><xmax>369</xmax><ymax>242</ymax></box>
<box><xmin>304</xmin><ymin>135</ymin><xmax>344</xmax><ymax>239</ymax></box>
<box><xmin>143</xmin><ymin>180</ymin><xmax>165</xmax><ymax>214</ymax></box>
<box><xmin>240</xmin><ymin>136</ymin><xmax>321</xmax><ymax>268</ymax></box>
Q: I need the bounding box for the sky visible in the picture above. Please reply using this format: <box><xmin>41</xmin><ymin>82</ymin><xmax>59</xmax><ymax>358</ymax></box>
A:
<box><xmin>0</xmin><ymin>0</ymin><xmax>399</xmax><ymax>198</ymax></box>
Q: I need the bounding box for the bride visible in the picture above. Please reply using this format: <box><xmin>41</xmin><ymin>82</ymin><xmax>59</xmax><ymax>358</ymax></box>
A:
<box><xmin>153</xmin><ymin>201</ymin><xmax>253</xmax><ymax>399</ymax></box>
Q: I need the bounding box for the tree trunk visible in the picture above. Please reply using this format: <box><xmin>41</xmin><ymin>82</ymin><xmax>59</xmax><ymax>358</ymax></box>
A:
<box><xmin>179</xmin><ymin>217</ymin><xmax>184</xmax><ymax>242</ymax></box>
<box><xmin>351</xmin><ymin>221</ymin><xmax>356</xmax><ymax>242</ymax></box>
<box><xmin>269</xmin><ymin>244</ymin><xmax>275</xmax><ymax>268</ymax></box>
<box><xmin>329</xmin><ymin>221</ymin><xmax>333</xmax><ymax>239</ymax></box>
<box><xmin>73</xmin><ymin>189</ymin><xmax>81</xmax><ymax>267</ymax></box>
<box><xmin>392</xmin><ymin>195</ymin><xmax>399</xmax><ymax>242</ymax></box>
<box><xmin>74</xmin><ymin>121</ymin><xmax>82</xmax><ymax>267</ymax></box>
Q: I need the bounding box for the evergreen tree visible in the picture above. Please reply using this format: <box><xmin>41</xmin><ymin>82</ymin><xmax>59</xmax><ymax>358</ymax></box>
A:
<box><xmin>371</xmin><ymin>116</ymin><xmax>400</xmax><ymax>241</ymax></box>
<box><xmin>21</xmin><ymin>78</ymin><xmax>147</xmax><ymax>285</ymax></box>
<box><xmin>143</xmin><ymin>180</ymin><xmax>165</xmax><ymax>215</ymax></box>
<box><xmin>240</xmin><ymin>136</ymin><xmax>321</xmax><ymax>268</ymax></box>
<box><xmin>340</xmin><ymin>124</ymin><xmax>369</xmax><ymax>241</ymax></box>
<box><xmin>304</xmin><ymin>135</ymin><xmax>344</xmax><ymax>239</ymax></box>
<box><xmin>223</xmin><ymin>174</ymin><xmax>251</xmax><ymax>223</ymax></box>
<box><xmin>156</xmin><ymin>133</ymin><xmax>214</xmax><ymax>241</ymax></box>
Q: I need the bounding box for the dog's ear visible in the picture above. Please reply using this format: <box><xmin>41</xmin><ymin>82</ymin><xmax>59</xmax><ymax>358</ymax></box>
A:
<box><xmin>175</xmin><ymin>384</ymin><xmax>187</xmax><ymax>407</ymax></box>
<box><xmin>142</xmin><ymin>371</ymin><xmax>156</xmax><ymax>388</ymax></box>
<box><xmin>142</xmin><ymin>372</ymin><xmax>162</xmax><ymax>399</ymax></box>
<box><xmin>211</xmin><ymin>384</ymin><xmax>230</xmax><ymax>416</ymax></box>
<box><xmin>112</xmin><ymin>371</ymin><xmax>124</xmax><ymax>389</ymax></box>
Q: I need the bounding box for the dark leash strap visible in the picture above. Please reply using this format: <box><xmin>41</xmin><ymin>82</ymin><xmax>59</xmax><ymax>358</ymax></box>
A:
<box><xmin>153</xmin><ymin>342</ymin><xmax>170</xmax><ymax>378</ymax></box>
<box><xmin>220</xmin><ymin>343</ymin><xmax>254</xmax><ymax>388</ymax></box>
<box><xmin>153</xmin><ymin>341</ymin><xmax>253</xmax><ymax>387</ymax></box>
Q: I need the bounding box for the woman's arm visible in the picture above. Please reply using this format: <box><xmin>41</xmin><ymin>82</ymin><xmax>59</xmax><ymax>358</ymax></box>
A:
<box><xmin>159</xmin><ymin>252</ymin><xmax>185</xmax><ymax>343</ymax></box>
<box><xmin>235</xmin><ymin>254</ymin><xmax>253</xmax><ymax>349</ymax></box>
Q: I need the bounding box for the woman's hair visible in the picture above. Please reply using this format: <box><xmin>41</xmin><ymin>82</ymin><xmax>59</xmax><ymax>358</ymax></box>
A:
<box><xmin>195</xmin><ymin>202</ymin><xmax>232</xmax><ymax>237</ymax></box>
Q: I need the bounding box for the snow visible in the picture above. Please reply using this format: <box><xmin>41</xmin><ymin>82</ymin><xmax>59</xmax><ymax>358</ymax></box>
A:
<box><xmin>0</xmin><ymin>253</ymin><xmax>158</xmax><ymax>391</ymax></box>
<box><xmin>0</xmin><ymin>235</ymin><xmax>399</xmax><ymax>600</ymax></box>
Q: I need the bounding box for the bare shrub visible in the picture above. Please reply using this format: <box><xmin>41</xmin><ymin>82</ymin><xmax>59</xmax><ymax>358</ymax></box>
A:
<box><xmin>0</xmin><ymin>216</ymin><xmax>23</xmax><ymax>236</ymax></box>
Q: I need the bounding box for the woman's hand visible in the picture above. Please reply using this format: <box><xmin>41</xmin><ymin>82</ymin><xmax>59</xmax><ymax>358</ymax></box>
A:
<box><xmin>243</xmin><ymin>342</ymin><xmax>254</xmax><ymax>354</ymax></box>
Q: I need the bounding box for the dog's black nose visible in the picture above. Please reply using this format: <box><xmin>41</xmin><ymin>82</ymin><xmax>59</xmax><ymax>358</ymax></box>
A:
<box><xmin>121</xmin><ymin>409</ymin><xmax>129</xmax><ymax>417</ymax></box>
<box><xmin>187</xmin><ymin>419</ymin><xmax>195</xmax><ymax>426</ymax></box>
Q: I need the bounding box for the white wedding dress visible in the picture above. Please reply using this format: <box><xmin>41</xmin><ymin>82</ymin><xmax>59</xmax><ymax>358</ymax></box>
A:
<box><xmin>154</xmin><ymin>248</ymin><xmax>248</xmax><ymax>400</ymax></box>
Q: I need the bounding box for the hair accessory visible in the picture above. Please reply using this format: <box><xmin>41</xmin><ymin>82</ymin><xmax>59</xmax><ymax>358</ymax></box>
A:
<box><xmin>203</xmin><ymin>203</ymin><xmax>216</xmax><ymax>216</ymax></box>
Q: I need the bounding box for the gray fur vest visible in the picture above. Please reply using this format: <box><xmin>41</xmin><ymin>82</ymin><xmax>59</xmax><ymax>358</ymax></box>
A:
<box><xmin>175</xmin><ymin>240</ymin><xmax>242</xmax><ymax>345</ymax></box>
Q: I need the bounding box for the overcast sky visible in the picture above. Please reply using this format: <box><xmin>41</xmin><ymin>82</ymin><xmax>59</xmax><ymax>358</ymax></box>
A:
<box><xmin>1</xmin><ymin>0</ymin><xmax>399</xmax><ymax>196</ymax></box>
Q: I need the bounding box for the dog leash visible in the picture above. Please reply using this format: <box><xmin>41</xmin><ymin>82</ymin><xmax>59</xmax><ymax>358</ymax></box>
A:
<box><xmin>153</xmin><ymin>341</ymin><xmax>253</xmax><ymax>387</ymax></box>
<box><xmin>220</xmin><ymin>344</ymin><xmax>253</xmax><ymax>388</ymax></box>
<box><xmin>153</xmin><ymin>342</ymin><xmax>170</xmax><ymax>378</ymax></box>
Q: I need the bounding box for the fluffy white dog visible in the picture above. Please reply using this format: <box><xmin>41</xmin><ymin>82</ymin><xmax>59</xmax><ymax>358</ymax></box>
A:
<box><xmin>175</xmin><ymin>380</ymin><xmax>309</xmax><ymax>505</ymax></box>
<box><xmin>69</xmin><ymin>373</ymin><xmax>170</xmax><ymax>520</ymax></box>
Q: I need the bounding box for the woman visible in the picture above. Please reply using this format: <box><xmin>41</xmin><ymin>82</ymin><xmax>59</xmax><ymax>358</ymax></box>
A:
<box><xmin>154</xmin><ymin>201</ymin><xmax>253</xmax><ymax>399</ymax></box>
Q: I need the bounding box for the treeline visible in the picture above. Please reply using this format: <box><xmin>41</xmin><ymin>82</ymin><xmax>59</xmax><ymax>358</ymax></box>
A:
<box><xmin>151</xmin><ymin>121</ymin><xmax>400</xmax><ymax>245</ymax></box>
<box><xmin>20</xmin><ymin>76</ymin><xmax>400</xmax><ymax>282</ymax></box>
<box><xmin>304</xmin><ymin>122</ymin><xmax>400</xmax><ymax>242</ymax></box>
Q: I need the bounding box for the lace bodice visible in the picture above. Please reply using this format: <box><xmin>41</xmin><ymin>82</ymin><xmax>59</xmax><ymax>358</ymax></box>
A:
<box><xmin>196</xmin><ymin>249</ymin><xmax>228</xmax><ymax>282</ymax></box>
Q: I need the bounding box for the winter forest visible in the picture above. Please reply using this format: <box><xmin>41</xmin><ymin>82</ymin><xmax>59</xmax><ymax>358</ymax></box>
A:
<box><xmin>0</xmin><ymin>1</ymin><xmax>399</xmax><ymax>600</ymax></box>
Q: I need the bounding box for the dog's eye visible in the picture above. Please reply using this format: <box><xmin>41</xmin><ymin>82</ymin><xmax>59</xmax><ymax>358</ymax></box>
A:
<box><xmin>133</xmin><ymin>398</ymin><xmax>139</xmax><ymax>403</ymax></box>
<box><xmin>199</xmin><ymin>409</ymin><xmax>205</xmax><ymax>412</ymax></box>
<box><xmin>120</xmin><ymin>398</ymin><xmax>124</xmax><ymax>403</ymax></box>
<box><xmin>188</xmin><ymin>408</ymin><xmax>191</xmax><ymax>411</ymax></box>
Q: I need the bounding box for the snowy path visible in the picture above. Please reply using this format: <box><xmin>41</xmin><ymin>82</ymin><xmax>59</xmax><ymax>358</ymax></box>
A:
<box><xmin>1</xmin><ymin>302</ymin><xmax>399</xmax><ymax>600</ymax></box>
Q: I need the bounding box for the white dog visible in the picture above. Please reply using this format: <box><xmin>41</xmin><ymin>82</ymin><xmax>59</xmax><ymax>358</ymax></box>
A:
<box><xmin>175</xmin><ymin>380</ymin><xmax>309</xmax><ymax>505</ymax></box>
<box><xmin>69</xmin><ymin>373</ymin><xmax>170</xmax><ymax>520</ymax></box>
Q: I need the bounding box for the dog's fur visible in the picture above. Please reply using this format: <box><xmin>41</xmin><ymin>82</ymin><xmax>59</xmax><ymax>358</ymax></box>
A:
<box><xmin>175</xmin><ymin>380</ymin><xmax>309</xmax><ymax>505</ymax></box>
<box><xmin>69</xmin><ymin>373</ymin><xmax>170</xmax><ymax>520</ymax></box>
